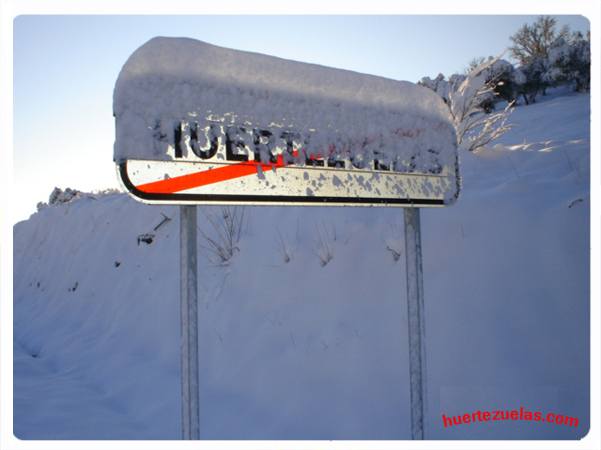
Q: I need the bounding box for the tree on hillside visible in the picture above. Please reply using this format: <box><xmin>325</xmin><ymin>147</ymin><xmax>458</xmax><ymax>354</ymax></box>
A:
<box><xmin>509</xmin><ymin>16</ymin><xmax>570</xmax><ymax>101</ymax></box>
<box><xmin>474</xmin><ymin>57</ymin><xmax>525</xmax><ymax>106</ymax></box>
<box><xmin>545</xmin><ymin>31</ymin><xmax>591</xmax><ymax>92</ymax></box>
<box><xmin>509</xmin><ymin>16</ymin><xmax>569</xmax><ymax>65</ymax></box>
<box><xmin>421</xmin><ymin>16</ymin><xmax>589</xmax><ymax>112</ymax></box>
<box><xmin>516</xmin><ymin>59</ymin><xmax>547</xmax><ymax>105</ymax></box>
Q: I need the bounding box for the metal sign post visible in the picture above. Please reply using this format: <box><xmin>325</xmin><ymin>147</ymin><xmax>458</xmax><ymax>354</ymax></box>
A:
<box><xmin>180</xmin><ymin>205</ymin><xmax>200</xmax><ymax>440</ymax></box>
<box><xmin>404</xmin><ymin>207</ymin><xmax>427</xmax><ymax>440</ymax></box>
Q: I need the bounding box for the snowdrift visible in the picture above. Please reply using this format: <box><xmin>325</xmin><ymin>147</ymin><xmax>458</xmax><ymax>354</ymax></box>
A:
<box><xmin>15</xmin><ymin>90</ymin><xmax>590</xmax><ymax>440</ymax></box>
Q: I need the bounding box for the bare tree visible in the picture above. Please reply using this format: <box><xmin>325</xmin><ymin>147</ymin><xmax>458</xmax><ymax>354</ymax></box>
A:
<box><xmin>509</xmin><ymin>16</ymin><xmax>571</xmax><ymax>99</ymax></box>
<box><xmin>509</xmin><ymin>16</ymin><xmax>569</xmax><ymax>65</ymax></box>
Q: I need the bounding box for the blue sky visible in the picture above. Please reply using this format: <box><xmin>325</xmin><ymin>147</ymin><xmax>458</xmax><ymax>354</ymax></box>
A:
<box><xmin>13</xmin><ymin>15</ymin><xmax>590</xmax><ymax>222</ymax></box>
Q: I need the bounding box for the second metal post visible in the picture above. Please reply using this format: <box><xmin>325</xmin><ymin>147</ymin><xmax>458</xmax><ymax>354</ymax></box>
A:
<box><xmin>404</xmin><ymin>207</ymin><xmax>427</xmax><ymax>440</ymax></box>
<box><xmin>180</xmin><ymin>205</ymin><xmax>200</xmax><ymax>440</ymax></box>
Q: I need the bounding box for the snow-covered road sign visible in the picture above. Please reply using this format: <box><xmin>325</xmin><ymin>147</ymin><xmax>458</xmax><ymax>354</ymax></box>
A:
<box><xmin>114</xmin><ymin>37</ymin><xmax>460</xmax><ymax>206</ymax></box>
<box><xmin>113</xmin><ymin>37</ymin><xmax>457</xmax><ymax>440</ymax></box>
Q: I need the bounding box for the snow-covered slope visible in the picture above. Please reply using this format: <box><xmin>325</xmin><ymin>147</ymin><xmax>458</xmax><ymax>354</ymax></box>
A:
<box><xmin>13</xmin><ymin>90</ymin><xmax>590</xmax><ymax>439</ymax></box>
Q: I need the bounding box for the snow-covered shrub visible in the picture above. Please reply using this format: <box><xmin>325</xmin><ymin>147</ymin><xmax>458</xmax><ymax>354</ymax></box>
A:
<box><xmin>37</xmin><ymin>187</ymin><xmax>83</xmax><ymax>211</ymax></box>
<box><xmin>418</xmin><ymin>73</ymin><xmax>465</xmax><ymax>105</ymax></box>
<box><xmin>545</xmin><ymin>32</ymin><xmax>590</xmax><ymax>92</ymax></box>
<box><xmin>445</xmin><ymin>58</ymin><xmax>515</xmax><ymax>152</ymax></box>
<box><xmin>49</xmin><ymin>187</ymin><xmax>81</xmax><ymax>205</ymax></box>
<box><xmin>509</xmin><ymin>16</ymin><xmax>590</xmax><ymax>100</ymax></box>
<box><xmin>419</xmin><ymin>57</ymin><xmax>518</xmax><ymax>151</ymax></box>
<box><xmin>487</xmin><ymin>59</ymin><xmax>523</xmax><ymax>104</ymax></box>
<box><xmin>94</xmin><ymin>188</ymin><xmax>121</xmax><ymax>196</ymax></box>
<box><xmin>36</xmin><ymin>187</ymin><xmax>121</xmax><ymax>212</ymax></box>
<box><xmin>421</xmin><ymin>58</ymin><xmax>523</xmax><ymax>110</ymax></box>
<box><xmin>515</xmin><ymin>57</ymin><xmax>548</xmax><ymax>105</ymax></box>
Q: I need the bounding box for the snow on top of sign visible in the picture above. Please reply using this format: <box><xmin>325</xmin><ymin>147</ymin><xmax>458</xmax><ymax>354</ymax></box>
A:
<box><xmin>113</xmin><ymin>37</ymin><xmax>457</xmax><ymax>174</ymax></box>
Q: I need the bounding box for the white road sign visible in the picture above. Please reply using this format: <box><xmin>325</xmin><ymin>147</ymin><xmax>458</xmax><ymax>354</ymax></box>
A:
<box><xmin>114</xmin><ymin>37</ymin><xmax>460</xmax><ymax>206</ymax></box>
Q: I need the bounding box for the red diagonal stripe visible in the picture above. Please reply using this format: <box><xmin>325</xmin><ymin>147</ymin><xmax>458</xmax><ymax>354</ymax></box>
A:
<box><xmin>136</xmin><ymin>156</ymin><xmax>286</xmax><ymax>194</ymax></box>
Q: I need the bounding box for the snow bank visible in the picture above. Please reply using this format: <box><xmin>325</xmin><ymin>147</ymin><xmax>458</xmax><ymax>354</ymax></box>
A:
<box><xmin>15</xmin><ymin>92</ymin><xmax>590</xmax><ymax>439</ymax></box>
<box><xmin>113</xmin><ymin>37</ymin><xmax>456</xmax><ymax>172</ymax></box>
